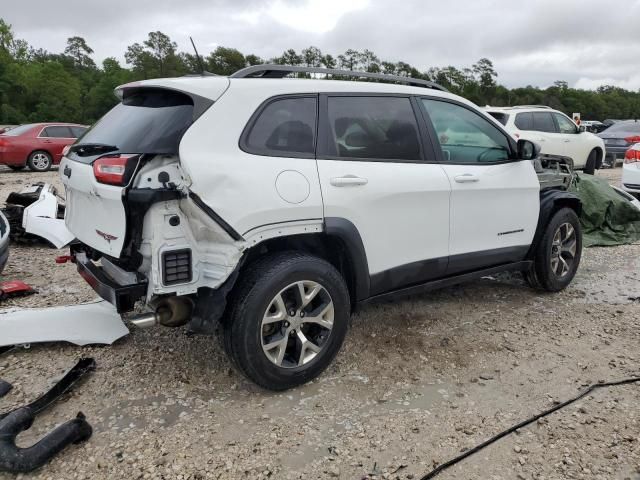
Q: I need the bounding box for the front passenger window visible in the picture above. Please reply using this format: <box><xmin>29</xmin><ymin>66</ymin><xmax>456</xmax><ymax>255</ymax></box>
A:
<box><xmin>554</xmin><ymin>113</ymin><xmax>578</xmax><ymax>134</ymax></box>
<box><xmin>421</xmin><ymin>99</ymin><xmax>511</xmax><ymax>164</ymax></box>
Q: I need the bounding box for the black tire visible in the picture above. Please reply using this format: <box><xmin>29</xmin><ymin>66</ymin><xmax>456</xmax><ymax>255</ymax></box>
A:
<box><xmin>525</xmin><ymin>207</ymin><xmax>582</xmax><ymax>292</ymax></box>
<box><xmin>26</xmin><ymin>151</ymin><xmax>52</xmax><ymax>172</ymax></box>
<box><xmin>584</xmin><ymin>149</ymin><xmax>597</xmax><ymax>175</ymax></box>
<box><xmin>7</xmin><ymin>165</ymin><xmax>25</xmax><ymax>171</ymax></box>
<box><xmin>223</xmin><ymin>252</ymin><xmax>350</xmax><ymax>391</ymax></box>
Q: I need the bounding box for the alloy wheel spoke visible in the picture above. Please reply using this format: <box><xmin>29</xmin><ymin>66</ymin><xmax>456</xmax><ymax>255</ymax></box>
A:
<box><xmin>263</xmin><ymin>334</ymin><xmax>289</xmax><ymax>366</ymax></box>
<box><xmin>304</xmin><ymin>303</ymin><xmax>334</xmax><ymax>330</ymax></box>
<box><xmin>263</xmin><ymin>294</ymin><xmax>287</xmax><ymax>324</ymax></box>
<box><xmin>296</xmin><ymin>330</ymin><xmax>321</xmax><ymax>366</ymax></box>
<box><xmin>562</xmin><ymin>239</ymin><xmax>577</xmax><ymax>258</ymax></box>
<box><xmin>296</xmin><ymin>281</ymin><xmax>322</xmax><ymax>309</ymax></box>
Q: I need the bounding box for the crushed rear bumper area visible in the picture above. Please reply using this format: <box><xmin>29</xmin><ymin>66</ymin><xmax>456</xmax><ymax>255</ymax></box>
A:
<box><xmin>72</xmin><ymin>245</ymin><xmax>147</xmax><ymax>313</ymax></box>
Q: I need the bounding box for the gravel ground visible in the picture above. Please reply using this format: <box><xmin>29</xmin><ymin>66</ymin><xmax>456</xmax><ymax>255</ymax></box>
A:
<box><xmin>0</xmin><ymin>165</ymin><xmax>639</xmax><ymax>480</ymax></box>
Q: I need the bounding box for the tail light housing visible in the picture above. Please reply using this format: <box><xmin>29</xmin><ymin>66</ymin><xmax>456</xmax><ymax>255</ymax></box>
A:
<box><xmin>624</xmin><ymin>136</ymin><xmax>640</xmax><ymax>144</ymax></box>
<box><xmin>625</xmin><ymin>148</ymin><xmax>640</xmax><ymax>164</ymax></box>
<box><xmin>93</xmin><ymin>155</ymin><xmax>138</xmax><ymax>186</ymax></box>
<box><xmin>62</xmin><ymin>145</ymin><xmax>71</xmax><ymax>156</ymax></box>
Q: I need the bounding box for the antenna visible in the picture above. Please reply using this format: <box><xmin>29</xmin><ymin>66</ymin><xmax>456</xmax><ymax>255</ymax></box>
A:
<box><xmin>189</xmin><ymin>37</ymin><xmax>206</xmax><ymax>75</ymax></box>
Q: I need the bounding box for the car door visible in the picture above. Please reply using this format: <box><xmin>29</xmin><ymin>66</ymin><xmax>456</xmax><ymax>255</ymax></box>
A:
<box><xmin>552</xmin><ymin>112</ymin><xmax>587</xmax><ymax>166</ymax></box>
<box><xmin>40</xmin><ymin>126</ymin><xmax>73</xmax><ymax>162</ymax></box>
<box><xmin>530</xmin><ymin>111</ymin><xmax>566</xmax><ymax>157</ymax></box>
<box><xmin>419</xmin><ymin>98</ymin><xmax>540</xmax><ymax>274</ymax></box>
<box><xmin>316</xmin><ymin>94</ymin><xmax>451</xmax><ymax>296</ymax></box>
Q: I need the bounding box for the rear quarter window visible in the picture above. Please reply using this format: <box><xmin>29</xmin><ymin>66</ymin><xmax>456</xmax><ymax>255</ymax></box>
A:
<box><xmin>487</xmin><ymin>112</ymin><xmax>509</xmax><ymax>126</ymax></box>
<box><xmin>241</xmin><ymin>96</ymin><xmax>317</xmax><ymax>157</ymax></box>
<box><xmin>514</xmin><ymin>112</ymin><xmax>533</xmax><ymax>130</ymax></box>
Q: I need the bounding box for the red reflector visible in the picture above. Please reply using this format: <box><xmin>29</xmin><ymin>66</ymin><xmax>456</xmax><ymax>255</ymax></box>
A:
<box><xmin>55</xmin><ymin>255</ymin><xmax>75</xmax><ymax>264</ymax></box>
<box><xmin>624</xmin><ymin>136</ymin><xmax>640</xmax><ymax>144</ymax></box>
<box><xmin>625</xmin><ymin>148</ymin><xmax>640</xmax><ymax>164</ymax></box>
<box><xmin>93</xmin><ymin>155</ymin><xmax>135</xmax><ymax>186</ymax></box>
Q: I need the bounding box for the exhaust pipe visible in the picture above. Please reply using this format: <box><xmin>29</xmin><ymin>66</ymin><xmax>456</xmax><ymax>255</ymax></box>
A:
<box><xmin>127</xmin><ymin>297</ymin><xmax>194</xmax><ymax>329</ymax></box>
<box><xmin>128</xmin><ymin>312</ymin><xmax>157</xmax><ymax>328</ymax></box>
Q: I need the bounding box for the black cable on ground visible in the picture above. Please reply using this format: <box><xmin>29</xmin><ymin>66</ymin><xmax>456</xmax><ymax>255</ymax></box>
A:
<box><xmin>420</xmin><ymin>376</ymin><xmax>640</xmax><ymax>480</ymax></box>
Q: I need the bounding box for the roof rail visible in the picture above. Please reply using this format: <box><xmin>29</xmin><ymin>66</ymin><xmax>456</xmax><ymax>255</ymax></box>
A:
<box><xmin>507</xmin><ymin>105</ymin><xmax>553</xmax><ymax>110</ymax></box>
<box><xmin>230</xmin><ymin>64</ymin><xmax>448</xmax><ymax>92</ymax></box>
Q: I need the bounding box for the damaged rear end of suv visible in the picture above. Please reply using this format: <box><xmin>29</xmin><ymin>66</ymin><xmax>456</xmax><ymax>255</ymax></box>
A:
<box><xmin>60</xmin><ymin>78</ymin><xmax>246</xmax><ymax>333</ymax></box>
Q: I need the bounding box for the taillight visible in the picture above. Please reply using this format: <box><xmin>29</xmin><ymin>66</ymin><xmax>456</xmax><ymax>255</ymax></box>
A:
<box><xmin>624</xmin><ymin>136</ymin><xmax>640</xmax><ymax>144</ymax></box>
<box><xmin>62</xmin><ymin>145</ymin><xmax>71</xmax><ymax>156</ymax></box>
<box><xmin>625</xmin><ymin>148</ymin><xmax>640</xmax><ymax>164</ymax></box>
<box><xmin>93</xmin><ymin>155</ymin><xmax>137</xmax><ymax>186</ymax></box>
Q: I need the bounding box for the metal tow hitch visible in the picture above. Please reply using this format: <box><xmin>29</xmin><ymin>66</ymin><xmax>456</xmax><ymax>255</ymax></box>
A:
<box><xmin>0</xmin><ymin>357</ymin><xmax>96</xmax><ymax>473</ymax></box>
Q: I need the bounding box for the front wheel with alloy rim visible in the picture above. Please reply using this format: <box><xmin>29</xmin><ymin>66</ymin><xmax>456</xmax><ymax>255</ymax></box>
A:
<box><xmin>27</xmin><ymin>151</ymin><xmax>52</xmax><ymax>172</ymax></box>
<box><xmin>224</xmin><ymin>252</ymin><xmax>350</xmax><ymax>390</ymax></box>
<box><xmin>525</xmin><ymin>207</ymin><xmax>582</xmax><ymax>292</ymax></box>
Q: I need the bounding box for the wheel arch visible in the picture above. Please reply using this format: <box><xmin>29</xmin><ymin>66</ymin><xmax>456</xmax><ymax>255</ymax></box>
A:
<box><xmin>240</xmin><ymin>218</ymin><xmax>370</xmax><ymax>307</ymax></box>
<box><xmin>527</xmin><ymin>190</ymin><xmax>582</xmax><ymax>259</ymax></box>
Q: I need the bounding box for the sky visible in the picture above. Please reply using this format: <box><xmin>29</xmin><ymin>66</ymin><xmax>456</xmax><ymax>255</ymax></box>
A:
<box><xmin>3</xmin><ymin>0</ymin><xmax>640</xmax><ymax>90</ymax></box>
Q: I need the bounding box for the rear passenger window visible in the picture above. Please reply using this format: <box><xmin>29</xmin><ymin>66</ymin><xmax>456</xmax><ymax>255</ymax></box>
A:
<box><xmin>326</xmin><ymin>96</ymin><xmax>421</xmax><ymax>161</ymax></box>
<box><xmin>42</xmin><ymin>126</ymin><xmax>73</xmax><ymax>138</ymax></box>
<box><xmin>243</xmin><ymin>96</ymin><xmax>316</xmax><ymax>156</ymax></box>
<box><xmin>532</xmin><ymin>112</ymin><xmax>557</xmax><ymax>133</ymax></box>
<box><xmin>514</xmin><ymin>113</ymin><xmax>533</xmax><ymax>130</ymax></box>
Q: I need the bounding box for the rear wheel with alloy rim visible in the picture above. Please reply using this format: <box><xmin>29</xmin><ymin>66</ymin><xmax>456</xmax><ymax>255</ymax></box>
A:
<box><xmin>224</xmin><ymin>252</ymin><xmax>350</xmax><ymax>390</ymax></box>
<box><xmin>525</xmin><ymin>207</ymin><xmax>582</xmax><ymax>292</ymax></box>
<box><xmin>27</xmin><ymin>151</ymin><xmax>52</xmax><ymax>172</ymax></box>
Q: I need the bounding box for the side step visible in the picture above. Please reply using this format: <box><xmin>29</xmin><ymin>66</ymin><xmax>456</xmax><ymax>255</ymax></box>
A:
<box><xmin>364</xmin><ymin>261</ymin><xmax>532</xmax><ymax>304</ymax></box>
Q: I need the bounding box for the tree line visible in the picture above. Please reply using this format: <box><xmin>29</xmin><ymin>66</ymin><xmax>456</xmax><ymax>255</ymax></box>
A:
<box><xmin>1</xmin><ymin>18</ymin><xmax>639</xmax><ymax>126</ymax></box>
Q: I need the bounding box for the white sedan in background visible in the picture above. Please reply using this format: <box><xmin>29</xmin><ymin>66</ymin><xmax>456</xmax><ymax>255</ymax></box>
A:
<box><xmin>623</xmin><ymin>139</ymin><xmax>640</xmax><ymax>197</ymax></box>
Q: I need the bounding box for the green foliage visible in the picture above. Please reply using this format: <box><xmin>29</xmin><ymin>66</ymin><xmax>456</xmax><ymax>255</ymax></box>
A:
<box><xmin>0</xmin><ymin>17</ymin><xmax>639</xmax><ymax>126</ymax></box>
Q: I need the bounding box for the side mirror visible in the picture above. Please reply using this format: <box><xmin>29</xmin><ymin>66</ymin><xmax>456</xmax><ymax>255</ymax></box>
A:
<box><xmin>579</xmin><ymin>125</ymin><xmax>586</xmax><ymax>133</ymax></box>
<box><xmin>517</xmin><ymin>139</ymin><xmax>540</xmax><ymax>160</ymax></box>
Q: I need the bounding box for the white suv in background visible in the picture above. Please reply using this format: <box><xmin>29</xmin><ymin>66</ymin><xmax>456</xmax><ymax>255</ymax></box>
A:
<box><xmin>60</xmin><ymin>66</ymin><xmax>583</xmax><ymax>390</ymax></box>
<box><xmin>485</xmin><ymin>106</ymin><xmax>606</xmax><ymax>174</ymax></box>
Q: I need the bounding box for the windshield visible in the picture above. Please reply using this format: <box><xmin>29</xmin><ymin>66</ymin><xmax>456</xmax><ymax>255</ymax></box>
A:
<box><xmin>605</xmin><ymin>121</ymin><xmax>640</xmax><ymax>133</ymax></box>
<box><xmin>1</xmin><ymin>124</ymin><xmax>37</xmax><ymax>136</ymax></box>
<box><xmin>69</xmin><ymin>88</ymin><xmax>195</xmax><ymax>164</ymax></box>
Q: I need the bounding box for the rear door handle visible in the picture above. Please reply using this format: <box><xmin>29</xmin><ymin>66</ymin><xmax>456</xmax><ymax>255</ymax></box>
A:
<box><xmin>563</xmin><ymin>139</ymin><xmax>571</xmax><ymax>143</ymax></box>
<box><xmin>454</xmin><ymin>174</ymin><xmax>479</xmax><ymax>183</ymax></box>
<box><xmin>330</xmin><ymin>176</ymin><xmax>368</xmax><ymax>187</ymax></box>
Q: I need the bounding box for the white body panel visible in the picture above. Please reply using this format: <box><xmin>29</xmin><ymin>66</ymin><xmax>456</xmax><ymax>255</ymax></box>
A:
<box><xmin>441</xmin><ymin>160</ymin><xmax>540</xmax><ymax>256</ymax></box>
<box><xmin>13</xmin><ymin>183</ymin><xmax>75</xmax><ymax>249</ymax></box>
<box><xmin>60</xmin><ymin>158</ymin><xmax>128</xmax><ymax>256</ymax></box>
<box><xmin>317</xmin><ymin>160</ymin><xmax>451</xmax><ymax>274</ymax></box>
<box><xmin>622</xmin><ymin>144</ymin><xmax>640</xmax><ymax>193</ymax></box>
<box><xmin>0</xmin><ymin>300</ymin><xmax>128</xmax><ymax>347</ymax></box>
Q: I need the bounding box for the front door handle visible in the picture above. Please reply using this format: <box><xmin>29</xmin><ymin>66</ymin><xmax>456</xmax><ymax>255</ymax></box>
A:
<box><xmin>454</xmin><ymin>174</ymin><xmax>479</xmax><ymax>183</ymax></box>
<box><xmin>330</xmin><ymin>175</ymin><xmax>368</xmax><ymax>187</ymax></box>
<box><xmin>563</xmin><ymin>139</ymin><xmax>571</xmax><ymax>143</ymax></box>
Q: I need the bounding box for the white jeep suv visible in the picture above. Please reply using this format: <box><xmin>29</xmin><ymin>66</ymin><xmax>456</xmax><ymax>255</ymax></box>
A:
<box><xmin>485</xmin><ymin>106</ymin><xmax>606</xmax><ymax>174</ymax></box>
<box><xmin>60</xmin><ymin>66</ymin><xmax>583</xmax><ymax>390</ymax></box>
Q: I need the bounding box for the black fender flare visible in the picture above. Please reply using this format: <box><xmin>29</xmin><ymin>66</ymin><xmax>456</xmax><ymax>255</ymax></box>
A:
<box><xmin>324</xmin><ymin>217</ymin><xmax>370</xmax><ymax>302</ymax></box>
<box><xmin>527</xmin><ymin>189</ymin><xmax>582</xmax><ymax>259</ymax></box>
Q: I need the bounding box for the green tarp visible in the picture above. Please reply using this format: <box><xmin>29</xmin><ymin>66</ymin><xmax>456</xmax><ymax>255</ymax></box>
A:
<box><xmin>569</xmin><ymin>173</ymin><xmax>640</xmax><ymax>247</ymax></box>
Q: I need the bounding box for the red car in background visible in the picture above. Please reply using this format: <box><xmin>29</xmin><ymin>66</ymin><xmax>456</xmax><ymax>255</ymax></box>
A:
<box><xmin>0</xmin><ymin>123</ymin><xmax>88</xmax><ymax>172</ymax></box>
